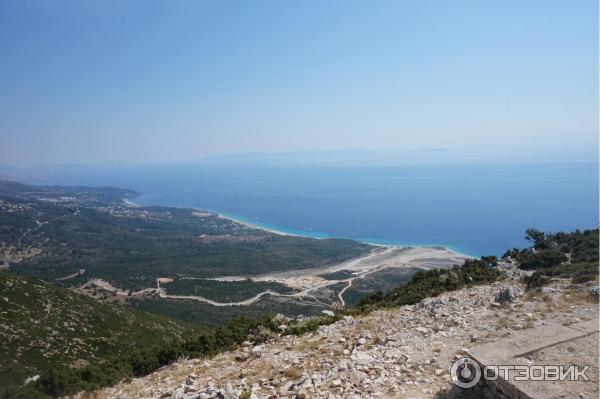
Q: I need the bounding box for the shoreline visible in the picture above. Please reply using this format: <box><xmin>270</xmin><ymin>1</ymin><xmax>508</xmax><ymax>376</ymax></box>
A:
<box><xmin>122</xmin><ymin>198</ymin><xmax>140</xmax><ymax>207</ymax></box>
<box><xmin>215</xmin><ymin>210</ymin><xmax>472</xmax><ymax>256</ymax></box>
<box><xmin>126</xmin><ymin>197</ymin><xmax>475</xmax><ymax>258</ymax></box>
<box><xmin>216</xmin><ymin>212</ymin><xmax>305</xmax><ymax>238</ymax></box>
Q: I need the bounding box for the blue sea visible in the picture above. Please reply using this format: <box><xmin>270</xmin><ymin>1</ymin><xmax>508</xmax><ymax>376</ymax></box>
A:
<box><xmin>39</xmin><ymin>161</ymin><xmax>598</xmax><ymax>256</ymax></box>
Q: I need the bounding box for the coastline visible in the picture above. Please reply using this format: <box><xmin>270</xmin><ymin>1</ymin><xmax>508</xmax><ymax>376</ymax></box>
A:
<box><xmin>215</xmin><ymin>211</ymin><xmax>305</xmax><ymax>238</ymax></box>
<box><xmin>215</xmin><ymin>211</ymin><xmax>472</xmax><ymax>257</ymax></box>
<box><xmin>127</xmin><ymin>197</ymin><xmax>475</xmax><ymax>258</ymax></box>
<box><xmin>123</xmin><ymin>198</ymin><xmax>140</xmax><ymax>207</ymax></box>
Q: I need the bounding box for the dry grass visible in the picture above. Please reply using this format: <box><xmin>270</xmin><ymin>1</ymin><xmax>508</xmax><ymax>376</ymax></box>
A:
<box><xmin>525</xmin><ymin>290</ymin><xmax>552</xmax><ymax>303</ymax></box>
<box><xmin>562</xmin><ymin>289</ymin><xmax>598</xmax><ymax>305</ymax></box>
<box><xmin>283</xmin><ymin>366</ymin><xmax>302</xmax><ymax>380</ymax></box>
<box><xmin>78</xmin><ymin>392</ymin><xmax>100</xmax><ymax>399</ymax></box>
<box><xmin>495</xmin><ymin>317</ymin><xmax>512</xmax><ymax>329</ymax></box>
<box><xmin>371</xmin><ymin>334</ymin><xmax>382</xmax><ymax>345</ymax></box>
<box><xmin>523</xmin><ymin>321</ymin><xmax>535</xmax><ymax>329</ymax></box>
<box><xmin>296</xmin><ymin>337</ymin><xmax>320</xmax><ymax>352</ymax></box>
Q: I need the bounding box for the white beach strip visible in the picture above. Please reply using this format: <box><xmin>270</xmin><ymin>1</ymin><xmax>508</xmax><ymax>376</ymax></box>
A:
<box><xmin>122</xmin><ymin>198</ymin><xmax>140</xmax><ymax>207</ymax></box>
<box><xmin>215</xmin><ymin>213</ymin><xmax>303</xmax><ymax>237</ymax></box>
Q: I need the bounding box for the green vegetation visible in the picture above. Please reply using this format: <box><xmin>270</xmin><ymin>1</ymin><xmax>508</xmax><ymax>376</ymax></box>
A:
<box><xmin>1</xmin><ymin>191</ymin><xmax>372</xmax><ymax>290</ymax></box>
<box><xmin>0</xmin><ymin>178</ymin><xmax>138</xmax><ymax>207</ymax></box>
<box><xmin>341</xmin><ymin>267</ymin><xmax>418</xmax><ymax>307</ymax></box>
<box><xmin>318</xmin><ymin>270</ymin><xmax>356</xmax><ymax>280</ymax></box>
<box><xmin>129</xmin><ymin>296</ymin><xmax>324</xmax><ymax>328</ymax></box>
<box><xmin>0</xmin><ymin>179</ymin><xmax>372</xmax><ymax>327</ymax></box>
<box><xmin>355</xmin><ymin>256</ymin><xmax>501</xmax><ymax>309</ymax></box>
<box><xmin>0</xmin><ymin>272</ymin><xmax>197</xmax><ymax>397</ymax></box>
<box><xmin>502</xmin><ymin>228</ymin><xmax>599</xmax><ymax>288</ymax></box>
<box><xmin>162</xmin><ymin>278</ymin><xmax>296</xmax><ymax>301</ymax></box>
<box><xmin>523</xmin><ymin>262</ymin><xmax>599</xmax><ymax>289</ymax></box>
<box><xmin>6</xmin><ymin>314</ymin><xmax>280</xmax><ymax>398</ymax></box>
<box><xmin>2</xmin><ymin>255</ymin><xmax>502</xmax><ymax>398</ymax></box>
<box><xmin>1</xmin><ymin>182</ymin><xmax>592</xmax><ymax>398</ymax></box>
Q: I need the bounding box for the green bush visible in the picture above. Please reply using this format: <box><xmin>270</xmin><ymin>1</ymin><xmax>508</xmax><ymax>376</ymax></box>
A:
<box><xmin>509</xmin><ymin>229</ymin><xmax>599</xmax><ymax>288</ymax></box>
<box><xmin>356</xmin><ymin>257</ymin><xmax>501</xmax><ymax>309</ymax></box>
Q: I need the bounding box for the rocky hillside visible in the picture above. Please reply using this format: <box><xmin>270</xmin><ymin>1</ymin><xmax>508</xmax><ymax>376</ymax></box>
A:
<box><xmin>89</xmin><ymin>265</ymin><xmax>599</xmax><ymax>399</ymax></box>
<box><xmin>0</xmin><ymin>272</ymin><xmax>197</xmax><ymax>396</ymax></box>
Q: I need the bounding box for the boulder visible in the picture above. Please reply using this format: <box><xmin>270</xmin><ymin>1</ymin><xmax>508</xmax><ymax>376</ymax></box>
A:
<box><xmin>250</xmin><ymin>345</ymin><xmax>264</xmax><ymax>357</ymax></box>
<box><xmin>352</xmin><ymin>352</ymin><xmax>374</xmax><ymax>367</ymax></box>
<box><xmin>494</xmin><ymin>286</ymin><xmax>521</xmax><ymax>303</ymax></box>
<box><xmin>295</xmin><ymin>387</ymin><xmax>307</xmax><ymax>399</ymax></box>
<box><xmin>24</xmin><ymin>375</ymin><xmax>40</xmax><ymax>384</ymax></box>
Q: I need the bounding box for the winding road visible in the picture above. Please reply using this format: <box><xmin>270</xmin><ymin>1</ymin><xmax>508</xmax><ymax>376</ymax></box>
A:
<box><xmin>77</xmin><ymin>245</ymin><xmax>468</xmax><ymax>308</ymax></box>
<box><xmin>156</xmin><ymin>262</ymin><xmax>391</xmax><ymax>307</ymax></box>
<box><xmin>337</xmin><ymin>280</ymin><xmax>352</xmax><ymax>307</ymax></box>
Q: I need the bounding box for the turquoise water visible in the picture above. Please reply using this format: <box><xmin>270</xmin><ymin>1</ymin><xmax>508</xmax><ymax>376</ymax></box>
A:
<box><xmin>44</xmin><ymin>161</ymin><xmax>599</xmax><ymax>256</ymax></box>
<box><xmin>215</xmin><ymin>210</ymin><xmax>470</xmax><ymax>254</ymax></box>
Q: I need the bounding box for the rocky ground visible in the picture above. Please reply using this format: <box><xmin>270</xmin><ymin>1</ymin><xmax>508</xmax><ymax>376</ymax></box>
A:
<box><xmin>85</xmin><ymin>271</ymin><xmax>599</xmax><ymax>399</ymax></box>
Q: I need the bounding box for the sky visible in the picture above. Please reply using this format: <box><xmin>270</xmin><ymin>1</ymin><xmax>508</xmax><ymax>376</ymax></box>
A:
<box><xmin>0</xmin><ymin>0</ymin><xmax>597</xmax><ymax>167</ymax></box>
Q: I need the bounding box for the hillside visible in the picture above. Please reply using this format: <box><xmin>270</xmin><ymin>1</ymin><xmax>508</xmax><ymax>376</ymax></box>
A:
<box><xmin>0</xmin><ymin>272</ymin><xmax>197</xmax><ymax>396</ymax></box>
<box><xmin>86</xmin><ymin>268</ymin><xmax>599</xmax><ymax>399</ymax></box>
<box><xmin>1</xmin><ymin>226</ymin><xmax>596</xmax><ymax>398</ymax></box>
<box><xmin>0</xmin><ymin>179</ymin><xmax>139</xmax><ymax>207</ymax></box>
<box><xmin>1</xmin><ymin>179</ymin><xmax>596</xmax><ymax>398</ymax></box>
<box><xmin>0</xmin><ymin>179</ymin><xmax>374</xmax><ymax>325</ymax></box>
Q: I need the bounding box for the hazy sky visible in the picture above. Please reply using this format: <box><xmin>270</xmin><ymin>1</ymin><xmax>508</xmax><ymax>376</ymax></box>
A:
<box><xmin>0</xmin><ymin>0</ymin><xmax>597</xmax><ymax>166</ymax></box>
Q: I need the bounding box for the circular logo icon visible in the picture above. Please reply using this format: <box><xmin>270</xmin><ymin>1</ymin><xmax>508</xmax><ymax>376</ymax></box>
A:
<box><xmin>450</xmin><ymin>357</ymin><xmax>481</xmax><ymax>388</ymax></box>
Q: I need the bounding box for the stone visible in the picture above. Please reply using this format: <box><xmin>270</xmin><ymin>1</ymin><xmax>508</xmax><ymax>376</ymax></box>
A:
<box><xmin>296</xmin><ymin>387</ymin><xmax>307</xmax><ymax>399</ymax></box>
<box><xmin>415</xmin><ymin>326</ymin><xmax>429</xmax><ymax>334</ymax></box>
<box><xmin>183</xmin><ymin>385</ymin><xmax>196</xmax><ymax>393</ymax></box>
<box><xmin>82</xmin><ymin>278</ymin><xmax>598</xmax><ymax>399</ymax></box>
<box><xmin>352</xmin><ymin>352</ymin><xmax>374</xmax><ymax>367</ymax></box>
<box><xmin>495</xmin><ymin>286</ymin><xmax>521</xmax><ymax>303</ymax></box>
<box><xmin>250</xmin><ymin>345</ymin><xmax>264</xmax><ymax>357</ymax></box>
<box><xmin>24</xmin><ymin>375</ymin><xmax>40</xmax><ymax>384</ymax></box>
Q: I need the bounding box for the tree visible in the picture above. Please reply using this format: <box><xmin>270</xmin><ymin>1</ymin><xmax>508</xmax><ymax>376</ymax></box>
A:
<box><xmin>525</xmin><ymin>228</ymin><xmax>546</xmax><ymax>248</ymax></box>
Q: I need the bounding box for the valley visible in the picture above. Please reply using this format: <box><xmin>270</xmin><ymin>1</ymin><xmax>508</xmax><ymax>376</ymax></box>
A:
<box><xmin>72</xmin><ymin>246</ymin><xmax>469</xmax><ymax>308</ymax></box>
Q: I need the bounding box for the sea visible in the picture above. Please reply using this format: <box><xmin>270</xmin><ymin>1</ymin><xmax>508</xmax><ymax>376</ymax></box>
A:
<box><xmin>37</xmin><ymin>161</ymin><xmax>598</xmax><ymax>257</ymax></box>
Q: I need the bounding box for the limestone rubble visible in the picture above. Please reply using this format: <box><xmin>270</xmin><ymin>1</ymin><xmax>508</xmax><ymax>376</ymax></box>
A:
<box><xmin>88</xmin><ymin>274</ymin><xmax>599</xmax><ymax>399</ymax></box>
